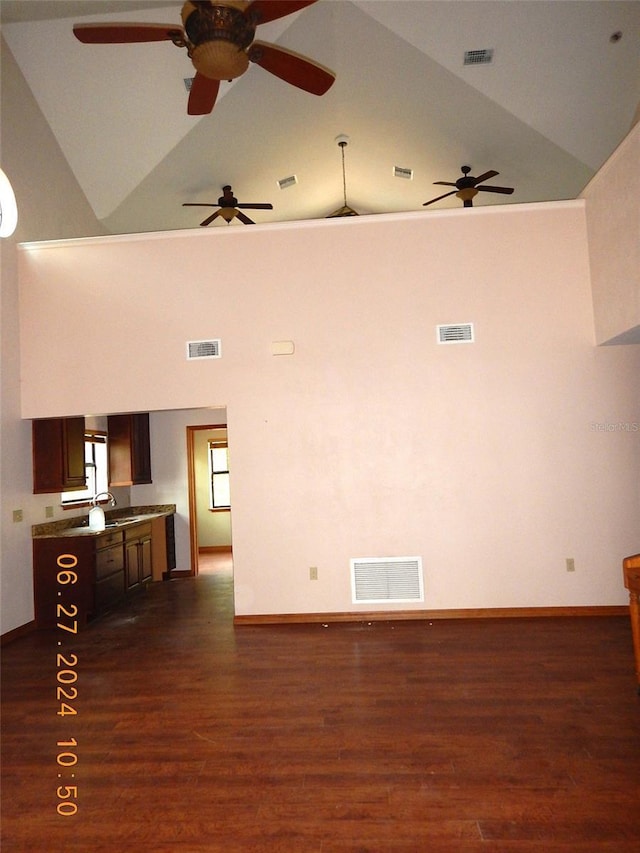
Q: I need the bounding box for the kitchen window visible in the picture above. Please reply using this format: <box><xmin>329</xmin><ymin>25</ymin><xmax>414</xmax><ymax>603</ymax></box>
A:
<box><xmin>61</xmin><ymin>432</ymin><xmax>108</xmax><ymax>506</ymax></box>
<box><xmin>208</xmin><ymin>440</ymin><xmax>230</xmax><ymax>510</ymax></box>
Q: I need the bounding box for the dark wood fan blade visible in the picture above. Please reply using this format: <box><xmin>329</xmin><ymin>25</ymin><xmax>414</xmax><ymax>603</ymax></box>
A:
<box><xmin>183</xmin><ymin>203</ymin><xmax>217</xmax><ymax>208</ymax></box>
<box><xmin>188</xmin><ymin>74</ymin><xmax>220</xmax><ymax>115</ymax></box>
<box><xmin>237</xmin><ymin>203</ymin><xmax>274</xmax><ymax>210</ymax></box>
<box><xmin>433</xmin><ymin>181</ymin><xmax>457</xmax><ymax>187</ymax></box>
<box><xmin>73</xmin><ymin>23</ymin><xmax>182</xmax><ymax>43</ymax></box>
<box><xmin>245</xmin><ymin>0</ymin><xmax>317</xmax><ymax>25</ymax></box>
<box><xmin>236</xmin><ymin>211</ymin><xmax>256</xmax><ymax>225</ymax></box>
<box><xmin>473</xmin><ymin>170</ymin><xmax>499</xmax><ymax>184</ymax></box>
<box><xmin>423</xmin><ymin>191</ymin><xmax>457</xmax><ymax>207</ymax></box>
<box><xmin>476</xmin><ymin>185</ymin><xmax>514</xmax><ymax>194</ymax></box>
<box><xmin>248</xmin><ymin>41</ymin><xmax>335</xmax><ymax>95</ymax></box>
<box><xmin>200</xmin><ymin>210</ymin><xmax>223</xmax><ymax>227</ymax></box>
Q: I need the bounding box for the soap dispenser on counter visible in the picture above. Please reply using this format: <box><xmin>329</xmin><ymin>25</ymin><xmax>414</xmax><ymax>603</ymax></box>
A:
<box><xmin>88</xmin><ymin>492</ymin><xmax>116</xmax><ymax>532</ymax></box>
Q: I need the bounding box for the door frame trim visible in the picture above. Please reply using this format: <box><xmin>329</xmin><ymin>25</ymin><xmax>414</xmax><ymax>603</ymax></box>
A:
<box><xmin>186</xmin><ymin>423</ymin><xmax>228</xmax><ymax>576</ymax></box>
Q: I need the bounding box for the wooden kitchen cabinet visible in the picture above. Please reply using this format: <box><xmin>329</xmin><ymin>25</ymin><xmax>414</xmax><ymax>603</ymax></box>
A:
<box><xmin>32</xmin><ymin>416</ymin><xmax>86</xmax><ymax>494</ymax></box>
<box><xmin>125</xmin><ymin>523</ymin><xmax>152</xmax><ymax>590</ymax></box>
<box><xmin>33</xmin><ymin>529</ymin><xmax>124</xmax><ymax>629</ymax></box>
<box><xmin>94</xmin><ymin>532</ymin><xmax>126</xmax><ymax>613</ymax></box>
<box><xmin>623</xmin><ymin>553</ymin><xmax>640</xmax><ymax>692</ymax></box>
<box><xmin>33</xmin><ymin>520</ymin><xmax>156</xmax><ymax>629</ymax></box>
<box><xmin>108</xmin><ymin>413</ymin><xmax>152</xmax><ymax>486</ymax></box>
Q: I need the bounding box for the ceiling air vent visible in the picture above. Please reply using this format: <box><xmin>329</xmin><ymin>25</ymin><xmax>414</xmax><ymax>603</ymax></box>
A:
<box><xmin>463</xmin><ymin>48</ymin><xmax>494</xmax><ymax>65</ymax></box>
<box><xmin>350</xmin><ymin>556</ymin><xmax>424</xmax><ymax>604</ymax></box>
<box><xmin>277</xmin><ymin>175</ymin><xmax>298</xmax><ymax>190</ymax></box>
<box><xmin>437</xmin><ymin>323</ymin><xmax>474</xmax><ymax>344</ymax></box>
<box><xmin>393</xmin><ymin>166</ymin><xmax>413</xmax><ymax>180</ymax></box>
<box><xmin>186</xmin><ymin>339</ymin><xmax>221</xmax><ymax>360</ymax></box>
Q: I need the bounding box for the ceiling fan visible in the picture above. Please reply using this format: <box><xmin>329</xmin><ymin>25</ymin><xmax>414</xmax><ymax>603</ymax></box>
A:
<box><xmin>183</xmin><ymin>184</ymin><xmax>273</xmax><ymax>225</ymax></box>
<box><xmin>73</xmin><ymin>0</ymin><xmax>335</xmax><ymax>115</ymax></box>
<box><xmin>423</xmin><ymin>166</ymin><xmax>515</xmax><ymax>208</ymax></box>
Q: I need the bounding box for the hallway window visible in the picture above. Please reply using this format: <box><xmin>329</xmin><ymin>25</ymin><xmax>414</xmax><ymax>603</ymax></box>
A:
<box><xmin>208</xmin><ymin>441</ymin><xmax>230</xmax><ymax>509</ymax></box>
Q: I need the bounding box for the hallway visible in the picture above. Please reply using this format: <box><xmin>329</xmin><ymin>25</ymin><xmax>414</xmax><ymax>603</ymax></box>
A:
<box><xmin>2</xmin><ymin>569</ymin><xmax>639</xmax><ymax>851</ymax></box>
<box><xmin>197</xmin><ymin>548</ymin><xmax>233</xmax><ymax>576</ymax></box>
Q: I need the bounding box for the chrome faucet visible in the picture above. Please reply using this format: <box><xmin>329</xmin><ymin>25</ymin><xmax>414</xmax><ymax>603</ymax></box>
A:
<box><xmin>92</xmin><ymin>491</ymin><xmax>116</xmax><ymax>507</ymax></box>
<box><xmin>88</xmin><ymin>492</ymin><xmax>116</xmax><ymax>532</ymax></box>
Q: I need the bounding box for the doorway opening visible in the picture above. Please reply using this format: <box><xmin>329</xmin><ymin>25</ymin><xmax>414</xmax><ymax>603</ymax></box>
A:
<box><xmin>186</xmin><ymin>423</ymin><xmax>233</xmax><ymax>578</ymax></box>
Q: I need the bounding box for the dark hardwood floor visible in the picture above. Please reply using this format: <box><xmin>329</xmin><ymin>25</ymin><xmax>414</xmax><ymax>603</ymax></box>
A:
<box><xmin>2</xmin><ymin>557</ymin><xmax>639</xmax><ymax>852</ymax></box>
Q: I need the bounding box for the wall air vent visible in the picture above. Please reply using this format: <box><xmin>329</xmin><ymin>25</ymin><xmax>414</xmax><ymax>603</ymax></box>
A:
<box><xmin>350</xmin><ymin>556</ymin><xmax>424</xmax><ymax>604</ymax></box>
<box><xmin>464</xmin><ymin>48</ymin><xmax>494</xmax><ymax>65</ymax></box>
<box><xmin>186</xmin><ymin>339</ymin><xmax>221</xmax><ymax>360</ymax></box>
<box><xmin>184</xmin><ymin>77</ymin><xmax>194</xmax><ymax>92</ymax></box>
<box><xmin>393</xmin><ymin>166</ymin><xmax>414</xmax><ymax>180</ymax></box>
<box><xmin>277</xmin><ymin>175</ymin><xmax>298</xmax><ymax>190</ymax></box>
<box><xmin>437</xmin><ymin>323</ymin><xmax>474</xmax><ymax>344</ymax></box>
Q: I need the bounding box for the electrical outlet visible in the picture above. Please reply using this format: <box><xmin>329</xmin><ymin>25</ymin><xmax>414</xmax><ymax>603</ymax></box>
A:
<box><xmin>45</xmin><ymin>506</ymin><xmax>54</xmax><ymax>519</ymax></box>
<box><xmin>309</xmin><ymin>566</ymin><xmax>318</xmax><ymax>581</ymax></box>
<box><xmin>566</xmin><ymin>558</ymin><xmax>575</xmax><ymax>573</ymax></box>
<box><xmin>12</xmin><ymin>509</ymin><xmax>23</xmax><ymax>523</ymax></box>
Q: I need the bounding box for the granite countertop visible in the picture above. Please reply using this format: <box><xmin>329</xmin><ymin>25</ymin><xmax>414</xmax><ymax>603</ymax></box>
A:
<box><xmin>32</xmin><ymin>504</ymin><xmax>176</xmax><ymax>539</ymax></box>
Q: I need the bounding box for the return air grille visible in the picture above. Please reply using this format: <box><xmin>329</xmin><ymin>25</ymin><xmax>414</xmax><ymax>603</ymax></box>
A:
<box><xmin>393</xmin><ymin>166</ymin><xmax>414</xmax><ymax>180</ymax></box>
<box><xmin>464</xmin><ymin>48</ymin><xmax>494</xmax><ymax>65</ymax></box>
<box><xmin>278</xmin><ymin>175</ymin><xmax>298</xmax><ymax>190</ymax></box>
<box><xmin>186</xmin><ymin>339</ymin><xmax>221</xmax><ymax>360</ymax></box>
<box><xmin>350</xmin><ymin>557</ymin><xmax>424</xmax><ymax>604</ymax></box>
<box><xmin>437</xmin><ymin>323</ymin><xmax>474</xmax><ymax>344</ymax></box>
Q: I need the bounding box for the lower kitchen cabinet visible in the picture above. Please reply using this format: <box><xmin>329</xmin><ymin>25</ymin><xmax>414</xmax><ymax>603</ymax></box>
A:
<box><xmin>94</xmin><ymin>531</ymin><xmax>126</xmax><ymax>612</ymax></box>
<box><xmin>33</xmin><ymin>521</ymin><xmax>156</xmax><ymax>629</ymax></box>
<box><xmin>125</xmin><ymin>523</ymin><xmax>152</xmax><ymax>590</ymax></box>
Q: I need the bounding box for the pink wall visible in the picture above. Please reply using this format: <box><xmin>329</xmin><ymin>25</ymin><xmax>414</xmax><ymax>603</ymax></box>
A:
<box><xmin>18</xmin><ymin>203</ymin><xmax>640</xmax><ymax>615</ymax></box>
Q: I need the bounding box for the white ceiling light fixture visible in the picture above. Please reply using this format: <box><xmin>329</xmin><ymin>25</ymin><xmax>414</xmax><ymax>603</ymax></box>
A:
<box><xmin>0</xmin><ymin>168</ymin><xmax>18</xmax><ymax>238</ymax></box>
<box><xmin>326</xmin><ymin>134</ymin><xmax>359</xmax><ymax>218</ymax></box>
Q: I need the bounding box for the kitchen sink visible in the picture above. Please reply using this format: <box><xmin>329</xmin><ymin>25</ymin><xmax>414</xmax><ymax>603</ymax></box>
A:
<box><xmin>105</xmin><ymin>516</ymin><xmax>144</xmax><ymax>528</ymax></box>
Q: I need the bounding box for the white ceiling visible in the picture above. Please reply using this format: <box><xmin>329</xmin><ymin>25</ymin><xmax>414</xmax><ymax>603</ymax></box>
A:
<box><xmin>2</xmin><ymin>0</ymin><xmax>639</xmax><ymax>234</ymax></box>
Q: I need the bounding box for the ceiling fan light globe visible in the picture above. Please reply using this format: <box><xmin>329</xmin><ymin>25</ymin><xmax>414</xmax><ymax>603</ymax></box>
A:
<box><xmin>456</xmin><ymin>188</ymin><xmax>478</xmax><ymax>203</ymax></box>
<box><xmin>0</xmin><ymin>168</ymin><xmax>18</xmax><ymax>238</ymax></box>
<box><xmin>191</xmin><ymin>41</ymin><xmax>249</xmax><ymax>79</ymax></box>
<box><xmin>219</xmin><ymin>208</ymin><xmax>236</xmax><ymax>222</ymax></box>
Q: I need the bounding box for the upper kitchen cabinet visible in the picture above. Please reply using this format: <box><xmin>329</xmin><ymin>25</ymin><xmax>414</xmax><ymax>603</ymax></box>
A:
<box><xmin>108</xmin><ymin>413</ymin><xmax>152</xmax><ymax>486</ymax></box>
<box><xmin>32</xmin><ymin>417</ymin><xmax>86</xmax><ymax>493</ymax></box>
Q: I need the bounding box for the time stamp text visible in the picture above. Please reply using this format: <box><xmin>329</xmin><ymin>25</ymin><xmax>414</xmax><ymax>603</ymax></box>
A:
<box><xmin>55</xmin><ymin>553</ymin><xmax>80</xmax><ymax>816</ymax></box>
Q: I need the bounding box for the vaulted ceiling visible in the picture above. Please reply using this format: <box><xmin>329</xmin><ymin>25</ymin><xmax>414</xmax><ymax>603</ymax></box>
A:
<box><xmin>2</xmin><ymin>1</ymin><xmax>639</xmax><ymax>235</ymax></box>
